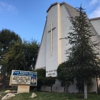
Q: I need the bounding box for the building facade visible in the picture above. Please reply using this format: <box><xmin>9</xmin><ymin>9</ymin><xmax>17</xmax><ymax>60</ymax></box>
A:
<box><xmin>35</xmin><ymin>2</ymin><xmax>100</xmax><ymax>93</ymax></box>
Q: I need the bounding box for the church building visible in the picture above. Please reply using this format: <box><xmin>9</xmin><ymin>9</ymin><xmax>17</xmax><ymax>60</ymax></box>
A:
<box><xmin>35</xmin><ymin>2</ymin><xmax>100</xmax><ymax>93</ymax></box>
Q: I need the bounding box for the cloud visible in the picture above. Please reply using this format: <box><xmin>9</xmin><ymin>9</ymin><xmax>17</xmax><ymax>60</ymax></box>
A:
<box><xmin>89</xmin><ymin>0</ymin><xmax>99</xmax><ymax>6</ymax></box>
<box><xmin>0</xmin><ymin>2</ymin><xmax>6</xmax><ymax>7</ymax></box>
<box><xmin>89</xmin><ymin>6</ymin><xmax>100</xmax><ymax>18</ymax></box>
<box><xmin>0</xmin><ymin>1</ymin><xmax>17</xmax><ymax>13</ymax></box>
<box><xmin>7</xmin><ymin>5</ymin><xmax>15</xmax><ymax>11</ymax></box>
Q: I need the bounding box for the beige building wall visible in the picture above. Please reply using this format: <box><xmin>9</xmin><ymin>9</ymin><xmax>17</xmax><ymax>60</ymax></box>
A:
<box><xmin>90</xmin><ymin>18</ymin><xmax>100</xmax><ymax>56</ymax></box>
<box><xmin>60</xmin><ymin>4</ymin><xmax>73</xmax><ymax>62</ymax></box>
<box><xmin>46</xmin><ymin>4</ymin><xmax>58</xmax><ymax>77</ymax></box>
<box><xmin>90</xmin><ymin>18</ymin><xmax>100</xmax><ymax>35</ymax></box>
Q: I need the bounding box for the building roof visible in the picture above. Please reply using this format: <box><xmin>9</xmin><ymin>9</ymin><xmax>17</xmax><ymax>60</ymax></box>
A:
<box><xmin>47</xmin><ymin>2</ymin><xmax>81</xmax><ymax>20</ymax></box>
<box><xmin>89</xmin><ymin>17</ymin><xmax>100</xmax><ymax>21</ymax></box>
<box><xmin>47</xmin><ymin>2</ymin><xmax>58</xmax><ymax>12</ymax></box>
<box><xmin>46</xmin><ymin>2</ymin><xmax>99</xmax><ymax>37</ymax></box>
<box><xmin>63</xmin><ymin>2</ymin><xmax>79</xmax><ymax>17</ymax></box>
<box><xmin>47</xmin><ymin>2</ymin><xmax>78</xmax><ymax>16</ymax></box>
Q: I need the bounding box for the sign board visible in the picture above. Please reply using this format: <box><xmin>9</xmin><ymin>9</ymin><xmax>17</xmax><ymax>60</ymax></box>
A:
<box><xmin>10</xmin><ymin>70</ymin><xmax>37</xmax><ymax>86</ymax></box>
<box><xmin>46</xmin><ymin>69</ymin><xmax>57</xmax><ymax>77</ymax></box>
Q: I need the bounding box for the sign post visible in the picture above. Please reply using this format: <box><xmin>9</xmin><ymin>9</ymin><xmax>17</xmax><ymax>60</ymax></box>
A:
<box><xmin>9</xmin><ymin>70</ymin><xmax>37</xmax><ymax>93</ymax></box>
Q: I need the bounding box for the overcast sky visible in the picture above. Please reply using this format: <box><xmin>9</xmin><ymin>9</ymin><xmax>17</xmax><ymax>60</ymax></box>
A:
<box><xmin>0</xmin><ymin>0</ymin><xmax>100</xmax><ymax>42</ymax></box>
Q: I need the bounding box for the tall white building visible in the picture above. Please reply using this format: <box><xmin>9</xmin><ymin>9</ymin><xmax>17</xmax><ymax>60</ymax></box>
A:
<box><xmin>35</xmin><ymin>2</ymin><xmax>100</xmax><ymax>93</ymax></box>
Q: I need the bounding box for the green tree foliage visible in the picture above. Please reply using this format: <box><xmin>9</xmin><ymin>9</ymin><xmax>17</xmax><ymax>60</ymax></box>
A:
<box><xmin>57</xmin><ymin>62</ymin><xmax>74</xmax><ymax>93</ymax></box>
<box><xmin>0</xmin><ymin>29</ymin><xmax>39</xmax><ymax>88</ymax></box>
<box><xmin>0</xmin><ymin>29</ymin><xmax>21</xmax><ymax>73</ymax></box>
<box><xmin>0</xmin><ymin>29</ymin><xmax>21</xmax><ymax>87</ymax></box>
<box><xmin>1</xmin><ymin>40</ymin><xmax>39</xmax><ymax>75</ymax></box>
<box><xmin>43</xmin><ymin>77</ymin><xmax>55</xmax><ymax>92</ymax></box>
<box><xmin>36</xmin><ymin>69</ymin><xmax>46</xmax><ymax>78</ymax></box>
<box><xmin>66</xmin><ymin>6</ymin><xmax>100</xmax><ymax>99</ymax></box>
<box><xmin>23</xmin><ymin>40</ymin><xmax>39</xmax><ymax>70</ymax></box>
<box><xmin>1</xmin><ymin>40</ymin><xmax>25</xmax><ymax>74</ymax></box>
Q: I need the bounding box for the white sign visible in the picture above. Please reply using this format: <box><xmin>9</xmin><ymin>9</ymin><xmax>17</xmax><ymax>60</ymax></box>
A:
<box><xmin>12</xmin><ymin>76</ymin><xmax>30</xmax><ymax>84</ymax></box>
<box><xmin>10</xmin><ymin>70</ymin><xmax>37</xmax><ymax>86</ymax></box>
<box><xmin>46</xmin><ymin>70</ymin><xmax>57</xmax><ymax>77</ymax></box>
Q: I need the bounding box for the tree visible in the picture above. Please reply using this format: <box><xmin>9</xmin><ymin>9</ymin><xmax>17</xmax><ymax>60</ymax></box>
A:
<box><xmin>1</xmin><ymin>40</ymin><xmax>25</xmax><ymax>75</ymax></box>
<box><xmin>0</xmin><ymin>29</ymin><xmax>21</xmax><ymax>88</ymax></box>
<box><xmin>0</xmin><ymin>29</ymin><xmax>21</xmax><ymax>62</ymax></box>
<box><xmin>0</xmin><ymin>29</ymin><xmax>21</xmax><ymax>73</ymax></box>
<box><xmin>57</xmin><ymin>62</ymin><xmax>74</xmax><ymax>93</ymax></box>
<box><xmin>23</xmin><ymin>40</ymin><xmax>39</xmax><ymax>70</ymax></box>
<box><xmin>1</xmin><ymin>40</ymin><xmax>39</xmax><ymax>75</ymax></box>
<box><xmin>66</xmin><ymin>6</ymin><xmax>100</xmax><ymax>99</ymax></box>
<box><xmin>76</xmin><ymin>77</ymin><xmax>92</xmax><ymax>93</ymax></box>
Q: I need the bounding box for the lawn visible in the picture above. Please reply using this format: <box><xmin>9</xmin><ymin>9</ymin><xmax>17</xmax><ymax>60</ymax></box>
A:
<box><xmin>1</xmin><ymin>91</ymin><xmax>100</xmax><ymax>100</ymax></box>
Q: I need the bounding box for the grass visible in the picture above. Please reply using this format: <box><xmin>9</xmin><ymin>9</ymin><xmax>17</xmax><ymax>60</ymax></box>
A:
<box><xmin>0</xmin><ymin>90</ymin><xmax>5</xmax><ymax>100</ymax></box>
<box><xmin>0</xmin><ymin>91</ymin><xmax>100</xmax><ymax>100</ymax></box>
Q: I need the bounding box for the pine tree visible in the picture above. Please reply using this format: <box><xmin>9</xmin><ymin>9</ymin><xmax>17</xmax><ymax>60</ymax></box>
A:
<box><xmin>67</xmin><ymin>6</ymin><xmax>100</xmax><ymax>99</ymax></box>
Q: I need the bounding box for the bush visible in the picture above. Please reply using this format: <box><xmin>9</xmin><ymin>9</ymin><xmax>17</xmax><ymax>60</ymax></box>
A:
<box><xmin>35</xmin><ymin>69</ymin><xmax>46</xmax><ymax>91</ymax></box>
<box><xmin>35</xmin><ymin>69</ymin><xmax>46</xmax><ymax>78</ymax></box>
<box><xmin>43</xmin><ymin>77</ymin><xmax>55</xmax><ymax>92</ymax></box>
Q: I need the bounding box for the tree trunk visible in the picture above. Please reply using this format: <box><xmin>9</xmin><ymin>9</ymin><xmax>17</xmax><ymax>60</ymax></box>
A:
<box><xmin>96</xmin><ymin>76</ymin><xmax>99</xmax><ymax>94</ymax></box>
<box><xmin>64</xmin><ymin>86</ymin><xmax>68</xmax><ymax>93</ymax></box>
<box><xmin>84</xmin><ymin>81</ymin><xmax>87</xmax><ymax>99</ymax></box>
<box><xmin>64</xmin><ymin>86</ymin><xmax>66</xmax><ymax>93</ymax></box>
